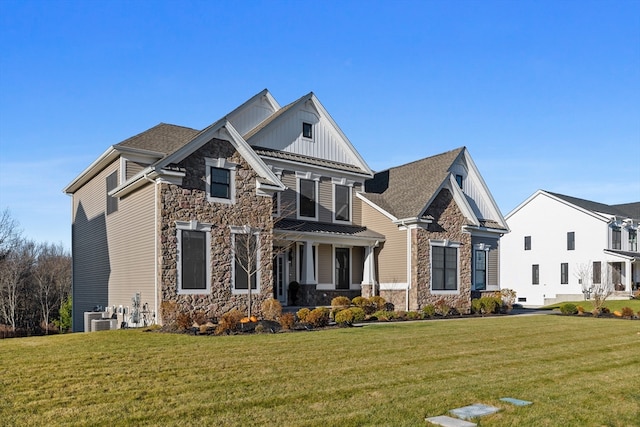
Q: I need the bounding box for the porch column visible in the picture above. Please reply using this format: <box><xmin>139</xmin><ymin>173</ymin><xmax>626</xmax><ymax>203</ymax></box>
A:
<box><xmin>362</xmin><ymin>245</ymin><xmax>377</xmax><ymax>295</ymax></box>
<box><xmin>625</xmin><ymin>260</ymin><xmax>632</xmax><ymax>293</ymax></box>
<box><xmin>301</xmin><ymin>241</ymin><xmax>316</xmax><ymax>285</ymax></box>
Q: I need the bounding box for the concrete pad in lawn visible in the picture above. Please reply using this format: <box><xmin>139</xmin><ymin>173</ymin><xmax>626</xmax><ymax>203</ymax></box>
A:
<box><xmin>425</xmin><ymin>415</ymin><xmax>477</xmax><ymax>427</ymax></box>
<box><xmin>449</xmin><ymin>403</ymin><xmax>500</xmax><ymax>420</ymax></box>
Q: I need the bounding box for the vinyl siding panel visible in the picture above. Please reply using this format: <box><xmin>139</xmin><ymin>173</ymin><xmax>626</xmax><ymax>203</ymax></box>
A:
<box><xmin>279</xmin><ymin>171</ymin><xmax>297</xmax><ymax>219</ymax></box>
<box><xmin>351</xmin><ymin>184</ymin><xmax>363</xmax><ymax>225</ymax></box>
<box><xmin>107</xmin><ymin>184</ymin><xmax>156</xmax><ymax>313</ymax></box>
<box><xmin>352</xmin><ymin>246</ymin><xmax>364</xmax><ymax>284</ymax></box>
<box><xmin>361</xmin><ymin>200</ymin><xmax>407</xmax><ymax>283</ymax></box>
<box><xmin>318</xmin><ymin>177</ymin><xmax>332</xmax><ymax>223</ymax></box>
<box><xmin>71</xmin><ymin>160</ymin><xmax>119</xmax><ymax>331</ymax></box>
<box><xmin>126</xmin><ymin>160</ymin><xmax>146</xmax><ymax>180</ymax></box>
<box><xmin>318</xmin><ymin>244</ymin><xmax>332</xmax><ymax>284</ymax></box>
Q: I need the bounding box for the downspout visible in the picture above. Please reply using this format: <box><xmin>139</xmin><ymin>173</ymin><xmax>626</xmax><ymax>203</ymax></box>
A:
<box><xmin>406</xmin><ymin>227</ymin><xmax>411</xmax><ymax>312</ymax></box>
<box><xmin>143</xmin><ymin>173</ymin><xmax>159</xmax><ymax>325</ymax></box>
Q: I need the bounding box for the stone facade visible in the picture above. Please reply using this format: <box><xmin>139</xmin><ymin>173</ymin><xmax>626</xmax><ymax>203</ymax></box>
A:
<box><xmin>158</xmin><ymin>138</ymin><xmax>274</xmax><ymax>322</ymax></box>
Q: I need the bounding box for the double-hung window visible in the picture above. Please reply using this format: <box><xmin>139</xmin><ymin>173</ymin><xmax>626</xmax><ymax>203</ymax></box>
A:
<box><xmin>524</xmin><ymin>236</ymin><xmax>531</xmax><ymax>251</ymax></box>
<box><xmin>431</xmin><ymin>241</ymin><xmax>459</xmax><ymax>292</ymax></box>
<box><xmin>231</xmin><ymin>226</ymin><xmax>259</xmax><ymax>293</ymax></box>
<box><xmin>297</xmin><ymin>173</ymin><xmax>318</xmax><ymax>220</ymax></box>
<box><xmin>206</xmin><ymin>158</ymin><xmax>236</xmax><ymax>204</ymax></box>
<box><xmin>567</xmin><ymin>232</ymin><xmax>575</xmax><ymax>250</ymax></box>
<box><xmin>176</xmin><ymin>221</ymin><xmax>211</xmax><ymax>293</ymax></box>
<box><xmin>629</xmin><ymin>229</ymin><xmax>637</xmax><ymax>252</ymax></box>
<box><xmin>593</xmin><ymin>261</ymin><xmax>601</xmax><ymax>284</ymax></box>
<box><xmin>611</xmin><ymin>226</ymin><xmax>621</xmax><ymax>250</ymax></box>
<box><xmin>334</xmin><ymin>183</ymin><xmax>351</xmax><ymax>222</ymax></box>
<box><xmin>560</xmin><ymin>263</ymin><xmax>569</xmax><ymax>285</ymax></box>
<box><xmin>532</xmin><ymin>264</ymin><xmax>539</xmax><ymax>285</ymax></box>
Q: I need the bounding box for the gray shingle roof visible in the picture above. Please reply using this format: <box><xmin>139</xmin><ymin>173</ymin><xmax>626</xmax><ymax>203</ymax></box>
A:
<box><xmin>253</xmin><ymin>146</ymin><xmax>369</xmax><ymax>174</ymax></box>
<box><xmin>362</xmin><ymin>147</ymin><xmax>464</xmax><ymax>219</ymax></box>
<box><xmin>274</xmin><ymin>218</ymin><xmax>385</xmax><ymax>240</ymax></box>
<box><xmin>547</xmin><ymin>192</ymin><xmax>640</xmax><ymax>220</ymax></box>
<box><xmin>115</xmin><ymin>123</ymin><xmax>200</xmax><ymax>155</ymax></box>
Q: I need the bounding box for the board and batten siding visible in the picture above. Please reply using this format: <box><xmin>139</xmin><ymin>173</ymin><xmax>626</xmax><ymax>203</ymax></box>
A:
<box><xmin>361</xmin><ymin>200</ymin><xmax>407</xmax><ymax>283</ymax></box>
<box><xmin>249</xmin><ymin>108</ymin><xmax>356</xmax><ymax>166</ymax></box>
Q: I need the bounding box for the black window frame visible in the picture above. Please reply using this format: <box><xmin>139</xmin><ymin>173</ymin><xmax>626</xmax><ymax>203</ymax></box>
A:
<box><xmin>334</xmin><ymin>184</ymin><xmax>350</xmax><ymax>222</ymax></box>
<box><xmin>210</xmin><ymin>166</ymin><xmax>231</xmax><ymax>200</ymax></box>
<box><xmin>180</xmin><ymin>230</ymin><xmax>207</xmax><ymax>291</ymax></box>
<box><xmin>567</xmin><ymin>231</ymin><xmax>575</xmax><ymax>250</ymax></box>
<box><xmin>455</xmin><ymin>174</ymin><xmax>463</xmax><ymax>189</ymax></box>
<box><xmin>560</xmin><ymin>263</ymin><xmax>569</xmax><ymax>284</ymax></box>
<box><xmin>432</xmin><ymin>246</ymin><xmax>458</xmax><ymax>291</ymax></box>
<box><xmin>593</xmin><ymin>261</ymin><xmax>601</xmax><ymax>284</ymax></box>
<box><xmin>298</xmin><ymin>179</ymin><xmax>317</xmax><ymax>219</ymax></box>
<box><xmin>302</xmin><ymin>122</ymin><xmax>313</xmax><ymax>139</ymax></box>
<box><xmin>524</xmin><ymin>236</ymin><xmax>531</xmax><ymax>251</ymax></box>
<box><xmin>532</xmin><ymin>264</ymin><xmax>539</xmax><ymax>285</ymax></box>
<box><xmin>612</xmin><ymin>226</ymin><xmax>621</xmax><ymax>250</ymax></box>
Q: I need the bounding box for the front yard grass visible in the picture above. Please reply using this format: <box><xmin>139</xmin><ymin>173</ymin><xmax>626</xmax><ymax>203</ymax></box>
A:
<box><xmin>544</xmin><ymin>298</ymin><xmax>640</xmax><ymax>313</ymax></box>
<box><xmin>1</xmin><ymin>315</ymin><xmax>639</xmax><ymax>426</ymax></box>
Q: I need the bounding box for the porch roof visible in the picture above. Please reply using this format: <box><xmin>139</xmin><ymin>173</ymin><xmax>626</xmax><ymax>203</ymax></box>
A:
<box><xmin>604</xmin><ymin>249</ymin><xmax>640</xmax><ymax>260</ymax></box>
<box><xmin>274</xmin><ymin>218</ymin><xmax>385</xmax><ymax>244</ymax></box>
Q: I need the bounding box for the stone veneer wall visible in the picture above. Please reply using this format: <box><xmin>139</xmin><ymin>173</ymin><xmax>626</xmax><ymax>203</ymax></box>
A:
<box><xmin>158</xmin><ymin>138</ymin><xmax>274</xmax><ymax>323</ymax></box>
<box><xmin>415</xmin><ymin>188</ymin><xmax>472</xmax><ymax>311</ymax></box>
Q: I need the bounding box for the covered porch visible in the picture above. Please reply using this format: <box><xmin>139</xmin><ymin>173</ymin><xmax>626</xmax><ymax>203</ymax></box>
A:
<box><xmin>603</xmin><ymin>249</ymin><xmax>640</xmax><ymax>296</ymax></box>
<box><xmin>272</xmin><ymin>219</ymin><xmax>384</xmax><ymax>307</ymax></box>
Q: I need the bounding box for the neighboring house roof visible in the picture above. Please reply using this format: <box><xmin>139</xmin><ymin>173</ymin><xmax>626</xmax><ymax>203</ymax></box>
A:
<box><xmin>275</xmin><ymin>218</ymin><xmax>385</xmax><ymax>241</ymax></box>
<box><xmin>115</xmin><ymin>123</ymin><xmax>200</xmax><ymax>155</ymax></box>
<box><xmin>547</xmin><ymin>192</ymin><xmax>640</xmax><ymax>220</ymax></box>
<box><xmin>362</xmin><ymin>147</ymin><xmax>464</xmax><ymax>220</ymax></box>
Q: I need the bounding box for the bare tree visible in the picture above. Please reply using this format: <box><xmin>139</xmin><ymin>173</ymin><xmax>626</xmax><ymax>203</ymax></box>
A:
<box><xmin>575</xmin><ymin>262</ymin><xmax>592</xmax><ymax>300</ymax></box>
<box><xmin>0</xmin><ymin>208</ymin><xmax>20</xmax><ymax>261</ymax></box>
<box><xmin>591</xmin><ymin>263</ymin><xmax>614</xmax><ymax>313</ymax></box>
<box><xmin>0</xmin><ymin>238</ymin><xmax>36</xmax><ymax>331</ymax></box>
<box><xmin>33</xmin><ymin>242</ymin><xmax>72</xmax><ymax>333</ymax></box>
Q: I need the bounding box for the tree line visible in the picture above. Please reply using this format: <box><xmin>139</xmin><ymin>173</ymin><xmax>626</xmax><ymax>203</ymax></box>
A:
<box><xmin>0</xmin><ymin>209</ymin><xmax>71</xmax><ymax>337</ymax></box>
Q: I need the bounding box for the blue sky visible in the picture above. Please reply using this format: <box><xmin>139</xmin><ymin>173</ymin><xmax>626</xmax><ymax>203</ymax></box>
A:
<box><xmin>1</xmin><ymin>0</ymin><xmax>639</xmax><ymax>249</ymax></box>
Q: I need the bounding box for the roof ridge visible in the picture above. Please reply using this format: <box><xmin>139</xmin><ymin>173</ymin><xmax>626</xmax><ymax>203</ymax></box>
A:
<box><xmin>375</xmin><ymin>146</ymin><xmax>465</xmax><ymax>173</ymax></box>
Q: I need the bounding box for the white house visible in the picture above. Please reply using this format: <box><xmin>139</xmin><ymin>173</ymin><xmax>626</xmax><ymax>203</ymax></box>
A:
<box><xmin>501</xmin><ymin>190</ymin><xmax>639</xmax><ymax>307</ymax></box>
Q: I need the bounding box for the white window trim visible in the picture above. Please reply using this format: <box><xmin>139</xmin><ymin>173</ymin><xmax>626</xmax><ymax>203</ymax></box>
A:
<box><xmin>332</xmin><ymin>178</ymin><xmax>353</xmax><ymax>224</ymax></box>
<box><xmin>333</xmin><ymin>245</ymin><xmax>353</xmax><ymax>290</ymax></box>
<box><xmin>472</xmin><ymin>243</ymin><xmax>490</xmax><ymax>291</ymax></box>
<box><xmin>429</xmin><ymin>239</ymin><xmax>461</xmax><ymax>295</ymax></box>
<box><xmin>302</xmin><ymin>121</ymin><xmax>313</xmax><ymax>140</ymax></box>
<box><xmin>205</xmin><ymin>157</ymin><xmax>237</xmax><ymax>204</ymax></box>
<box><xmin>230</xmin><ymin>226</ymin><xmax>261</xmax><ymax>295</ymax></box>
<box><xmin>296</xmin><ymin>171</ymin><xmax>320</xmax><ymax>221</ymax></box>
<box><xmin>176</xmin><ymin>220</ymin><xmax>212</xmax><ymax>295</ymax></box>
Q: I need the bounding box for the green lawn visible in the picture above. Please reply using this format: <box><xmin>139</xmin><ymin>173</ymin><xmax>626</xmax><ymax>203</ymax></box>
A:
<box><xmin>1</xmin><ymin>315</ymin><xmax>639</xmax><ymax>426</ymax></box>
<box><xmin>544</xmin><ymin>298</ymin><xmax>640</xmax><ymax>313</ymax></box>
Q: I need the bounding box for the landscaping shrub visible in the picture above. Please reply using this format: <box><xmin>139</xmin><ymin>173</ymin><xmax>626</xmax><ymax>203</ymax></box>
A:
<box><xmin>559</xmin><ymin>303</ymin><xmax>578</xmax><ymax>315</ymax></box>
<box><xmin>406</xmin><ymin>311</ymin><xmax>421</xmax><ymax>320</ymax></box>
<box><xmin>279</xmin><ymin>312</ymin><xmax>295</xmax><ymax>330</ymax></box>
<box><xmin>334</xmin><ymin>308</ymin><xmax>354</xmax><ymax>325</ymax></box>
<box><xmin>422</xmin><ymin>304</ymin><xmax>436</xmax><ymax>318</ymax></box>
<box><xmin>192</xmin><ymin>311</ymin><xmax>208</xmax><ymax>326</ymax></box>
<box><xmin>305</xmin><ymin>307</ymin><xmax>330</xmax><ymax>328</ymax></box>
<box><xmin>471</xmin><ymin>298</ymin><xmax>483</xmax><ymax>314</ymax></box>
<box><xmin>261</xmin><ymin>298</ymin><xmax>282</xmax><ymax>321</ymax></box>
<box><xmin>331</xmin><ymin>296</ymin><xmax>351</xmax><ymax>308</ymax></box>
<box><xmin>620</xmin><ymin>306</ymin><xmax>634</xmax><ymax>319</ymax></box>
<box><xmin>577</xmin><ymin>305</ymin><xmax>585</xmax><ymax>315</ymax></box>
<box><xmin>369</xmin><ymin>296</ymin><xmax>386</xmax><ymax>310</ymax></box>
<box><xmin>296</xmin><ymin>308</ymin><xmax>310</xmax><ymax>322</ymax></box>
<box><xmin>372</xmin><ymin>310</ymin><xmax>396</xmax><ymax>321</ymax></box>
<box><xmin>352</xmin><ymin>296</ymin><xmax>369</xmax><ymax>307</ymax></box>
<box><xmin>176</xmin><ymin>312</ymin><xmax>193</xmax><ymax>330</ymax></box>
<box><xmin>160</xmin><ymin>301</ymin><xmax>178</xmax><ymax>326</ymax></box>
<box><xmin>434</xmin><ymin>298</ymin><xmax>451</xmax><ymax>317</ymax></box>
<box><xmin>215</xmin><ymin>309</ymin><xmax>244</xmax><ymax>335</ymax></box>
<box><xmin>601</xmin><ymin>307</ymin><xmax>610</xmax><ymax>314</ymax></box>
<box><xmin>350</xmin><ymin>307</ymin><xmax>365</xmax><ymax>322</ymax></box>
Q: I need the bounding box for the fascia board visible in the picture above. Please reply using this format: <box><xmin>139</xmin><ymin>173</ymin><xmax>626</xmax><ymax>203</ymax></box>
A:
<box><xmin>116</xmin><ymin>145</ymin><xmax>166</xmax><ymax>159</ymax></box>
<box><xmin>260</xmin><ymin>156</ymin><xmax>373</xmax><ymax>180</ymax></box>
<box><xmin>356</xmin><ymin>192</ymin><xmax>398</xmax><ymax>222</ymax></box>
<box><xmin>63</xmin><ymin>146</ymin><xmax>119</xmax><ymax>194</ymax></box>
<box><xmin>309</xmin><ymin>93</ymin><xmax>374</xmax><ymax>176</ymax></box>
<box><xmin>504</xmin><ymin>189</ymin><xmax>542</xmax><ymax>220</ymax></box>
<box><xmin>461</xmin><ymin>148</ymin><xmax>509</xmax><ymax>229</ymax></box>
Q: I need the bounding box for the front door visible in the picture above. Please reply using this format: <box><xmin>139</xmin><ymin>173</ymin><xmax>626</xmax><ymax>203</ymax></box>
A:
<box><xmin>274</xmin><ymin>253</ymin><xmax>287</xmax><ymax>304</ymax></box>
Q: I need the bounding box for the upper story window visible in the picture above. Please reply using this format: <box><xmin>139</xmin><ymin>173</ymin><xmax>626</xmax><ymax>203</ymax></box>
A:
<box><xmin>611</xmin><ymin>226</ymin><xmax>621</xmax><ymax>250</ymax></box>
<box><xmin>297</xmin><ymin>175</ymin><xmax>318</xmax><ymax>220</ymax></box>
<box><xmin>176</xmin><ymin>221</ymin><xmax>211</xmax><ymax>294</ymax></box>
<box><xmin>302</xmin><ymin>122</ymin><xmax>313</xmax><ymax>139</ymax></box>
<box><xmin>567</xmin><ymin>232</ymin><xmax>575</xmax><ymax>251</ymax></box>
<box><xmin>206</xmin><ymin>158</ymin><xmax>236</xmax><ymax>204</ymax></box>
<box><xmin>593</xmin><ymin>261</ymin><xmax>601</xmax><ymax>284</ymax></box>
<box><xmin>431</xmin><ymin>241</ymin><xmax>460</xmax><ymax>292</ymax></box>
<box><xmin>106</xmin><ymin>171</ymin><xmax>118</xmax><ymax>215</ymax></box>
<box><xmin>455</xmin><ymin>174</ymin><xmax>463</xmax><ymax>189</ymax></box>
<box><xmin>629</xmin><ymin>229</ymin><xmax>637</xmax><ymax>252</ymax></box>
<box><xmin>334</xmin><ymin>184</ymin><xmax>351</xmax><ymax>222</ymax></box>
<box><xmin>524</xmin><ymin>236</ymin><xmax>531</xmax><ymax>251</ymax></box>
